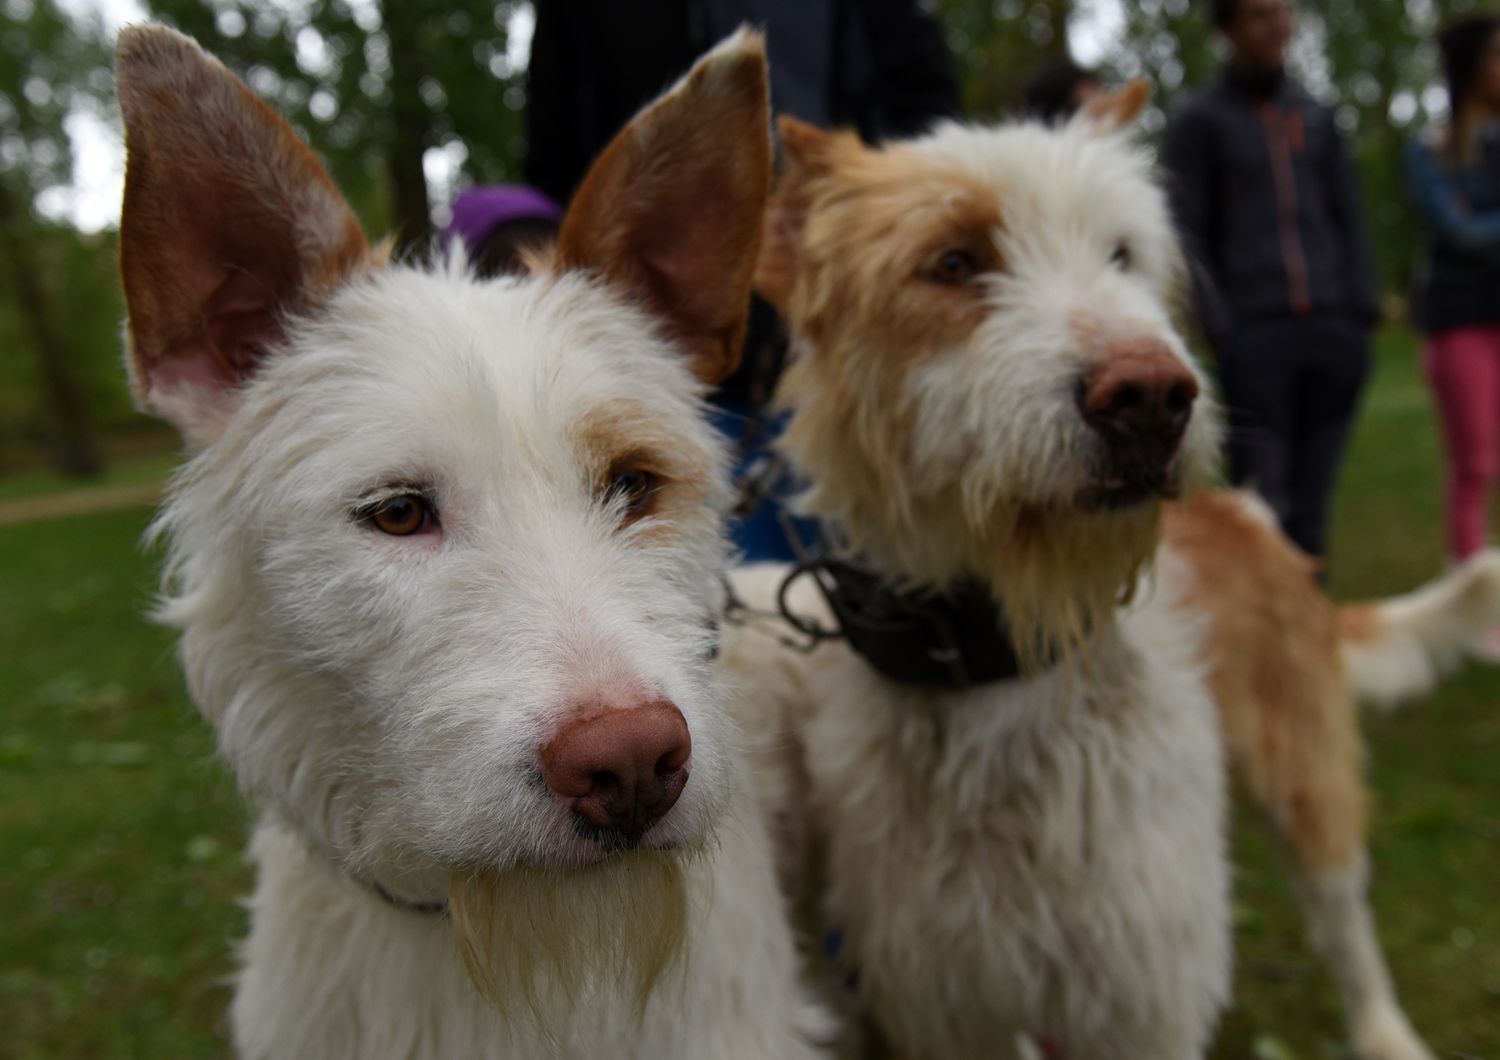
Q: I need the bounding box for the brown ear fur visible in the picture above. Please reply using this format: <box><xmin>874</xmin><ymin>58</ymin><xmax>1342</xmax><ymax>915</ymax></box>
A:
<box><xmin>1081</xmin><ymin>78</ymin><xmax>1151</xmax><ymax>131</ymax></box>
<box><xmin>116</xmin><ymin>25</ymin><xmax>369</xmax><ymax>444</ymax></box>
<box><xmin>554</xmin><ymin>30</ymin><xmax>771</xmax><ymax>386</ymax></box>
<box><xmin>756</xmin><ymin>116</ymin><xmax>846</xmax><ymax>312</ymax></box>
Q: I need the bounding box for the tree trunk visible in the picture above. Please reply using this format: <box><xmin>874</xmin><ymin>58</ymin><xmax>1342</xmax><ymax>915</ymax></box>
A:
<box><xmin>1045</xmin><ymin>0</ymin><xmax>1072</xmax><ymax>58</ymax></box>
<box><xmin>383</xmin><ymin>3</ymin><xmax>434</xmax><ymax>253</ymax></box>
<box><xmin>0</xmin><ymin>179</ymin><xmax>102</xmax><ymax>477</ymax></box>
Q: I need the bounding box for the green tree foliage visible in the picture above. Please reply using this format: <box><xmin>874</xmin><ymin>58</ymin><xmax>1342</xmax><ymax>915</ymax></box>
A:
<box><xmin>0</xmin><ymin>0</ymin><xmax>532</xmax><ymax>475</ymax></box>
<box><xmin>141</xmin><ymin>0</ymin><xmax>530</xmax><ymax>245</ymax></box>
<box><xmin>939</xmin><ymin>0</ymin><xmax>1075</xmax><ymax>117</ymax></box>
<box><xmin>0</xmin><ymin>0</ymin><xmax>114</xmax><ymax>474</ymax></box>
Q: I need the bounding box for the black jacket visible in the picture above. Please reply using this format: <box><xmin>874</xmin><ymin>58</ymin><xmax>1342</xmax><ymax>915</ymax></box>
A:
<box><xmin>1163</xmin><ymin>68</ymin><xmax>1381</xmax><ymax>343</ymax></box>
<box><xmin>524</xmin><ymin>0</ymin><xmax>959</xmax><ymax>209</ymax></box>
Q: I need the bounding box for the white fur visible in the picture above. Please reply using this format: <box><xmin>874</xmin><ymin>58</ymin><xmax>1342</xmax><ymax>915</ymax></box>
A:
<box><xmin>1298</xmin><ymin>858</ymin><xmax>1435</xmax><ymax>1060</ymax></box>
<box><xmin>1343</xmin><ymin>549</ymin><xmax>1500</xmax><ymax>709</ymax></box>
<box><xmin>151</xmin><ymin>260</ymin><xmax>829</xmax><ymax>1058</ymax></box>
<box><xmin>727</xmin><ymin>562</ymin><xmax>1230</xmax><ymax>1059</ymax></box>
<box><xmin>908</xmin><ymin>118</ymin><xmax>1220</xmax><ymax>503</ymax></box>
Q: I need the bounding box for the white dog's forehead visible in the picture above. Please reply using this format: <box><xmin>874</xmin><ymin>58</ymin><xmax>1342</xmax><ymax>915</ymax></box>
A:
<box><xmin>920</xmin><ymin>121</ymin><xmax>1171</xmax><ymax>260</ymax></box>
<box><xmin>244</xmin><ymin>267</ymin><xmax>715</xmax><ymax>503</ymax></box>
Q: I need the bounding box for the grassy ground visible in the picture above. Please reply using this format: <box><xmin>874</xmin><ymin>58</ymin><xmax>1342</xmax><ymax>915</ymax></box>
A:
<box><xmin>1</xmin><ymin>329</ymin><xmax>1497</xmax><ymax>1058</ymax></box>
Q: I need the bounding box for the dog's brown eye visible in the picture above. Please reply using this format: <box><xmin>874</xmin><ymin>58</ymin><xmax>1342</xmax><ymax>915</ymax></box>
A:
<box><xmin>1111</xmin><ymin>242</ymin><xmax>1132</xmax><ymax>270</ymax></box>
<box><xmin>364</xmin><ymin>494</ymin><xmax>433</xmax><ymax>536</ymax></box>
<box><xmin>609</xmin><ymin>469</ymin><xmax>660</xmax><ymax>522</ymax></box>
<box><xmin>928</xmin><ymin>250</ymin><xmax>977</xmax><ymax>285</ymax></box>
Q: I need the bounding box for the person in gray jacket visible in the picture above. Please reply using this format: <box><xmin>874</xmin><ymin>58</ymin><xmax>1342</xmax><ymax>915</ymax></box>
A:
<box><xmin>1164</xmin><ymin>0</ymin><xmax>1380</xmax><ymax>566</ymax></box>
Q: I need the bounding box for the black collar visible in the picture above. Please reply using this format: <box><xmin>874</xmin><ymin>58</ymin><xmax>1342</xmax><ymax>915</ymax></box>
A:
<box><xmin>775</xmin><ymin>556</ymin><xmax>1048</xmax><ymax>689</ymax></box>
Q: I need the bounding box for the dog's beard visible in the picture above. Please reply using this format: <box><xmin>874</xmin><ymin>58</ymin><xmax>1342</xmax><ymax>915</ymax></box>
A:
<box><xmin>974</xmin><ymin>502</ymin><xmax>1162</xmax><ymax>670</ymax></box>
<box><xmin>448</xmin><ymin>850</ymin><xmax>694</xmax><ymax>1023</ymax></box>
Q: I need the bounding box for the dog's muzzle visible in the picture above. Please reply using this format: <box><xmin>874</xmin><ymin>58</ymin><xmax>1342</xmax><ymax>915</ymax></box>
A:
<box><xmin>1075</xmin><ymin>348</ymin><xmax>1198</xmax><ymax>507</ymax></box>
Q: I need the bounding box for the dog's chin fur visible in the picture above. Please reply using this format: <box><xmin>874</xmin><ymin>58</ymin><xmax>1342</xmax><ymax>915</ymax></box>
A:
<box><xmin>449</xmin><ymin>849</ymin><xmax>695</xmax><ymax>1022</ymax></box>
<box><xmin>793</xmin><ymin>445</ymin><xmax>1168</xmax><ymax>668</ymax></box>
<box><xmin>974</xmin><ymin>501</ymin><xmax>1162</xmax><ymax>666</ymax></box>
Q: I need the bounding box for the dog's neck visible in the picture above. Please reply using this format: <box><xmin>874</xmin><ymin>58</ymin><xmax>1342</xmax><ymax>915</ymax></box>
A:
<box><xmin>801</xmin><ymin>555</ymin><xmax>1056</xmax><ymax>687</ymax></box>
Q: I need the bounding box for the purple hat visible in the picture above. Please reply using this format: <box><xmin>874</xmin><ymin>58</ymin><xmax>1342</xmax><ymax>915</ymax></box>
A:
<box><xmin>444</xmin><ymin>184</ymin><xmax>563</xmax><ymax>258</ymax></box>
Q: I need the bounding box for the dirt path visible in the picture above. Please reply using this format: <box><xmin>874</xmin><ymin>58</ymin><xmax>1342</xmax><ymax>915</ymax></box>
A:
<box><xmin>0</xmin><ymin>480</ymin><xmax>163</xmax><ymax>528</ymax></box>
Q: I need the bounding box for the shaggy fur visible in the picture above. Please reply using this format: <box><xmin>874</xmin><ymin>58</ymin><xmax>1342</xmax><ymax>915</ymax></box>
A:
<box><xmin>448</xmin><ymin>852</ymin><xmax>693</xmax><ymax>1019</ymax></box>
<box><xmin>761</xmin><ymin>107</ymin><xmax>1218</xmax><ymax>667</ymax></box>
<box><xmin>727</xmin><ymin>96</ymin><xmax>1234</xmax><ymax>1059</ymax></box>
<box><xmin>117</xmin><ymin>25</ymin><xmax>827</xmax><ymax>1059</ymax></box>
<box><xmin>727</xmin><ymin>93</ymin><xmax>1500</xmax><ymax>1060</ymax></box>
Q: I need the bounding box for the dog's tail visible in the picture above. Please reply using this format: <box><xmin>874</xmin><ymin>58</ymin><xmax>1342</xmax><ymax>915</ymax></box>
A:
<box><xmin>1338</xmin><ymin>550</ymin><xmax>1500</xmax><ymax>710</ymax></box>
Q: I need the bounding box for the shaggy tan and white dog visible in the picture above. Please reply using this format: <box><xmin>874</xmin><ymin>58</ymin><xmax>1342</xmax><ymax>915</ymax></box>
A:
<box><xmin>724</xmin><ymin>87</ymin><xmax>1500</xmax><ymax>1059</ymax></box>
<box><xmin>117</xmin><ymin>25</ymin><xmax>827</xmax><ymax>1060</ymax></box>
<box><xmin>728</xmin><ymin>86</ymin><xmax>1232</xmax><ymax>1060</ymax></box>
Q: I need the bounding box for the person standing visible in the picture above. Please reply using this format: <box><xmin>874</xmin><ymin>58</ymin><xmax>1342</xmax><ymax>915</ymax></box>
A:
<box><xmin>1163</xmin><ymin>0</ymin><xmax>1381</xmax><ymax>565</ymax></box>
<box><xmin>1406</xmin><ymin>14</ymin><xmax>1500</xmax><ymax>564</ymax></box>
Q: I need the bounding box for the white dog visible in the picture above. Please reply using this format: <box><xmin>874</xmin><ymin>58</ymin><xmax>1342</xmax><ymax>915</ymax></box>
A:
<box><xmin>725</xmin><ymin>84</ymin><xmax>1485</xmax><ymax>1059</ymax></box>
<box><xmin>117</xmin><ymin>25</ymin><xmax>826</xmax><ymax>1060</ymax></box>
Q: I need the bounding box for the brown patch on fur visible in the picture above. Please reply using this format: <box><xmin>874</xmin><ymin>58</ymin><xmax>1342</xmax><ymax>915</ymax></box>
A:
<box><xmin>554</xmin><ymin>32</ymin><xmax>772</xmax><ymax>386</ymax></box>
<box><xmin>572</xmin><ymin>401</ymin><xmax>717</xmax><ymax>541</ymax></box>
<box><xmin>1335</xmin><ymin>603</ymin><xmax>1385</xmax><ymax>645</ymax></box>
<box><xmin>1082</xmin><ymin>78</ymin><xmax>1151</xmax><ymax>131</ymax></box>
<box><xmin>449</xmin><ymin>852</ymin><xmax>693</xmax><ymax>1025</ymax></box>
<box><xmin>116</xmin><ymin>26</ymin><xmax>370</xmax><ymax>441</ymax></box>
<box><xmin>1164</xmin><ymin>492</ymin><xmax>1368</xmax><ymax>872</ymax></box>
<box><xmin>765</xmin><ymin>128</ymin><xmax>1001</xmax><ymax>526</ymax></box>
<box><xmin>977</xmin><ymin>503</ymin><xmax>1159</xmax><ymax>667</ymax></box>
<box><xmin>516</xmin><ymin>240</ymin><xmax>559</xmax><ymax>278</ymax></box>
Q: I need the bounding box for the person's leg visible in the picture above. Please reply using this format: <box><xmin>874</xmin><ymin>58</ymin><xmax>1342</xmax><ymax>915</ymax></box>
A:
<box><xmin>1218</xmin><ymin>322</ymin><xmax>1297</xmax><ymax>532</ymax></box>
<box><xmin>1425</xmin><ymin>326</ymin><xmax>1498</xmax><ymax>561</ymax></box>
<box><xmin>1483</xmin><ymin>324</ymin><xmax>1500</xmax><ymax>550</ymax></box>
<box><xmin>1283</xmin><ymin>319</ymin><xmax>1371</xmax><ymax>562</ymax></box>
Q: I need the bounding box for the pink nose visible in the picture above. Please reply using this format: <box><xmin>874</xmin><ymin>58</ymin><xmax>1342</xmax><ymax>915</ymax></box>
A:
<box><xmin>539</xmin><ymin>699</ymin><xmax>691</xmax><ymax>846</ymax></box>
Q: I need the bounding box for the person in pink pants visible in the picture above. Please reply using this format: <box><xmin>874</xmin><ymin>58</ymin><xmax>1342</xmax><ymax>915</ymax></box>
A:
<box><xmin>1407</xmin><ymin>14</ymin><xmax>1500</xmax><ymax>561</ymax></box>
<box><xmin>1427</xmin><ymin>326</ymin><xmax>1500</xmax><ymax>558</ymax></box>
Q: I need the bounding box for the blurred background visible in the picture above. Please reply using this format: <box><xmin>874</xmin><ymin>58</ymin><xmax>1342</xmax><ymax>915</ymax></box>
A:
<box><xmin>2</xmin><ymin>1</ymin><xmax>1499</xmax><ymax>1058</ymax></box>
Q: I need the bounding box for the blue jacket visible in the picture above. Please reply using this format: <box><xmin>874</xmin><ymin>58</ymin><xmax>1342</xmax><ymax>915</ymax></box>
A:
<box><xmin>1405</xmin><ymin>126</ymin><xmax>1500</xmax><ymax>333</ymax></box>
<box><xmin>1163</xmin><ymin>68</ymin><xmax>1381</xmax><ymax>343</ymax></box>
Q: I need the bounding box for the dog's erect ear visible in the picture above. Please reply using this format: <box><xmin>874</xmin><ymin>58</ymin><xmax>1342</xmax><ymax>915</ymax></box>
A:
<box><xmin>554</xmin><ymin>29</ymin><xmax>771</xmax><ymax>386</ymax></box>
<box><xmin>117</xmin><ymin>25</ymin><xmax>370</xmax><ymax>445</ymax></box>
<box><xmin>1081</xmin><ymin>79</ymin><xmax>1151</xmax><ymax>132</ymax></box>
<box><xmin>756</xmin><ymin>116</ymin><xmax>843</xmax><ymax>312</ymax></box>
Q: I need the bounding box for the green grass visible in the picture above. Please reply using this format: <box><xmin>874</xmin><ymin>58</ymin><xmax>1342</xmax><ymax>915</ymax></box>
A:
<box><xmin>0</xmin><ymin>508</ymin><xmax>247</xmax><ymax>1060</ymax></box>
<box><xmin>0</xmin><ymin>450</ymin><xmax>178</xmax><ymax>504</ymax></box>
<box><xmin>1</xmin><ymin>328</ymin><xmax>1498</xmax><ymax>1058</ymax></box>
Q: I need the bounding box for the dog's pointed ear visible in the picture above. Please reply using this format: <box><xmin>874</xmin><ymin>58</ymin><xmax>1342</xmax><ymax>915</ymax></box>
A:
<box><xmin>116</xmin><ymin>25</ymin><xmax>370</xmax><ymax>445</ymax></box>
<box><xmin>554</xmin><ymin>28</ymin><xmax>771</xmax><ymax>386</ymax></box>
<box><xmin>1081</xmin><ymin>79</ymin><xmax>1151</xmax><ymax>132</ymax></box>
<box><xmin>755</xmin><ymin>116</ymin><xmax>842</xmax><ymax>312</ymax></box>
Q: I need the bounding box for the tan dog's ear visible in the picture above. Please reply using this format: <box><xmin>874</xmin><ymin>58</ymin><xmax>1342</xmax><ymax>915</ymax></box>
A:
<box><xmin>555</xmin><ymin>29</ymin><xmax>771</xmax><ymax>386</ymax></box>
<box><xmin>1081</xmin><ymin>79</ymin><xmax>1151</xmax><ymax>132</ymax></box>
<box><xmin>116</xmin><ymin>25</ymin><xmax>369</xmax><ymax>445</ymax></box>
<box><xmin>756</xmin><ymin>116</ymin><xmax>841</xmax><ymax>312</ymax></box>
